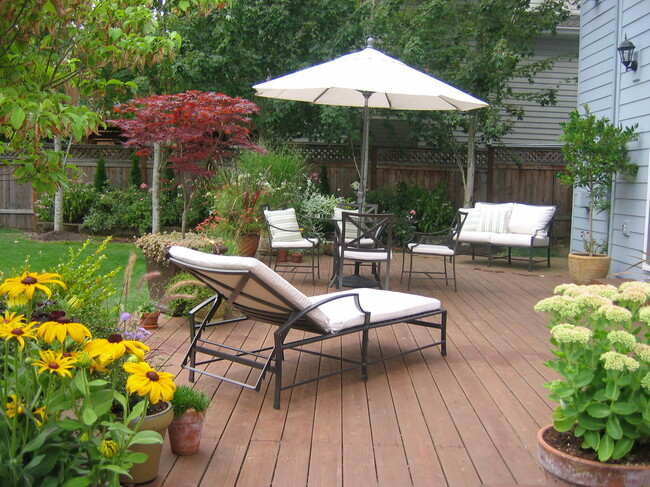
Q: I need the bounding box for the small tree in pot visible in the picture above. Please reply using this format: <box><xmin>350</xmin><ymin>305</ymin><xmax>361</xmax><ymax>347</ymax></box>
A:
<box><xmin>559</xmin><ymin>105</ymin><xmax>638</xmax><ymax>283</ymax></box>
<box><xmin>168</xmin><ymin>385</ymin><xmax>211</xmax><ymax>455</ymax></box>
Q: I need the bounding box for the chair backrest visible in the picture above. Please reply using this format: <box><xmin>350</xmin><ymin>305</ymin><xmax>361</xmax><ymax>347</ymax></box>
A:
<box><xmin>428</xmin><ymin>210</ymin><xmax>467</xmax><ymax>247</ymax></box>
<box><xmin>339</xmin><ymin>212</ymin><xmax>394</xmax><ymax>253</ymax></box>
<box><xmin>263</xmin><ymin>208</ymin><xmax>302</xmax><ymax>243</ymax></box>
<box><xmin>333</xmin><ymin>204</ymin><xmax>379</xmax><ymax>241</ymax></box>
<box><xmin>167</xmin><ymin>246</ymin><xmax>329</xmax><ymax>332</ymax></box>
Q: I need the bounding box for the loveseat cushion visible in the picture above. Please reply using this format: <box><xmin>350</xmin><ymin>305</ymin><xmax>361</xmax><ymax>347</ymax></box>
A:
<box><xmin>476</xmin><ymin>202</ymin><xmax>514</xmax><ymax>233</ymax></box>
<box><xmin>490</xmin><ymin>232</ymin><xmax>550</xmax><ymax>248</ymax></box>
<box><xmin>507</xmin><ymin>203</ymin><xmax>555</xmax><ymax>237</ymax></box>
<box><xmin>460</xmin><ymin>207</ymin><xmax>481</xmax><ymax>231</ymax></box>
<box><xmin>456</xmin><ymin>230</ymin><xmax>492</xmax><ymax>244</ymax></box>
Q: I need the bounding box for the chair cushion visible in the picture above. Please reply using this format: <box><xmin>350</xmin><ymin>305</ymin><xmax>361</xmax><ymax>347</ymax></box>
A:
<box><xmin>309</xmin><ymin>288</ymin><xmax>442</xmax><ymax>333</ymax></box>
<box><xmin>271</xmin><ymin>237</ymin><xmax>318</xmax><ymax>249</ymax></box>
<box><xmin>334</xmin><ymin>207</ymin><xmax>363</xmax><ymax>241</ymax></box>
<box><xmin>264</xmin><ymin>208</ymin><xmax>303</xmax><ymax>242</ymax></box>
<box><xmin>507</xmin><ymin>203</ymin><xmax>555</xmax><ymax>237</ymax></box>
<box><xmin>490</xmin><ymin>232</ymin><xmax>550</xmax><ymax>248</ymax></box>
<box><xmin>476</xmin><ymin>202</ymin><xmax>513</xmax><ymax>233</ymax></box>
<box><xmin>460</xmin><ymin>207</ymin><xmax>481</xmax><ymax>231</ymax></box>
<box><xmin>407</xmin><ymin>243</ymin><xmax>454</xmax><ymax>256</ymax></box>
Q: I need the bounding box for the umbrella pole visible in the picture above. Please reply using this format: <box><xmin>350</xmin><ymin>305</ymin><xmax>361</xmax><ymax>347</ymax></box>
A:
<box><xmin>358</xmin><ymin>91</ymin><xmax>371</xmax><ymax>209</ymax></box>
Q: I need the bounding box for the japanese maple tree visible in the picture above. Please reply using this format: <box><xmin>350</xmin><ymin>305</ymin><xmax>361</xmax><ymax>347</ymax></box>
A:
<box><xmin>109</xmin><ymin>90</ymin><xmax>261</xmax><ymax>234</ymax></box>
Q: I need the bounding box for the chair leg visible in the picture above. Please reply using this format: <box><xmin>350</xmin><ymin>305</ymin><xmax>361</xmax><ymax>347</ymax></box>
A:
<box><xmin>547</xmin><ymin>246</ymin><xmax>551</xmax><ymax>268</ymax></box>
<box><xmin>529</xmin><ymin>246</ymin><xmax>534</xmax><ymax>272</ymax></box>
<box><xmin>361</xmin><ymin>329</ymin><xmax>369</xmax><ymax>381</ymax></box>
<box><xmin>407</xmin><ymin>251</ymin><xmax>414</xmax><ymax>290</ymax></box>
<box><xmin>443</xmin><ymin>256</ymin><xmax>449</xmax><ymax>286</ymax></box>
<box><xmin>487</xmin><ymin>245</ymin><xmax>492</xmax><ymax>267</ymax></box>
<box><xmin>452</xmin><ymin>254</ymin><xmax>457</xmax><ymax>292</ymax></box>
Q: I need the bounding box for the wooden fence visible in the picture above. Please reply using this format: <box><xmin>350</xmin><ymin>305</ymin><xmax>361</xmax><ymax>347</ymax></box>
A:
<box><xmin>0</xmin><ymin>144</ymin><xmax>571</xmax><ymax>240</ymax></box>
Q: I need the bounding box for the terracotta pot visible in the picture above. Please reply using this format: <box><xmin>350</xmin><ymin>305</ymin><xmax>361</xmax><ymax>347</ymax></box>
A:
<box><xmin>168</xmin><ymin>410</ymin><xmax>206</xmax><ymax>455</ymax></box>
<box><xmin>122</xmin><ymin>401</ymin><xmax>174</xmax><ymax>484</ymax></box>
<box><xmin>277</xmin><ymin>248</ymin><xmax>289</xmax><ymax>262</ymax></box>
<box><xmin>536</xmin><ymin>424</ymin><xmax>650</xmax><ymax>486</ymax></box>
<box><xmin>567</xmin><ymin>253</ymin><xmax>611</xmax><ymax>285</ymax></box>
<box><xmin>139</xmin><ymin>311</ymin><xmax>160</xmax><ymax>330</ymax></box>
<box><xmin>291</xmin><ymin>253</ymin><xmax>303</xmax><ymax>263</ymax></box>
<box><xmin>239</xmin><ymin>233</ymin><xmax>260</xmax><ymax>257</ymax></box>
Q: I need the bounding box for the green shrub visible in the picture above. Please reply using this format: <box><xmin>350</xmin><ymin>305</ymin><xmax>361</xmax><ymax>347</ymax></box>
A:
<box><xmin>83</xmin><ymin>187</ymin><xmax>152</xmax><ymax>235</ymax></box>
<box><xmin>129</xmin><ymin>154</ymin><xmax>142</xmax><ymax>187</ymax></box>
<box><xmin>34</xmin><ymin>182</ymin><xmax>98</xmax><ymax>224</ymax></box>
<box><xmin>93</xmin><ymin>156</ymin><xmax>109</xmax><ymax>192</ymax></box>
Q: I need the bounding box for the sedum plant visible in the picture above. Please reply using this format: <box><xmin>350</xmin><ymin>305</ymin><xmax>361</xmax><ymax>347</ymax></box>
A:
<box><xmin>535</xmin><ymin>282</ymin><xmax>650</xmax><ymax>462</ymax></box>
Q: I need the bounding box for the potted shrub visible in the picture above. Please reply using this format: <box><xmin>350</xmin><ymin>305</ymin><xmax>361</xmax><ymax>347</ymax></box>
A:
<box><xmin>137</xmin><ymin>301</ymin><xmax>161</xmax><ymax>329</ymax></box>
<box><xmin>135</xmin><ymin>232</ymin><xmax>215</xmax><ymax>300</ymax></box>
<box><xmin>559</xmin><ymin>105</ymin><xmax>639</xmax><ymax>284</ymax></box>
<box><xmin>168</xmin><ymin>385</ymin><xmax>211</xmax><ymax>455</ymax></box>
<box><xmin>534</xmin><ymin>282</ymin><xmax>650</xmax><ymax>485</ymax></box>
<box><xmin>291</xmin><ymin>249</ymin><xmax>304</xmax><ymax>263</ymax></box>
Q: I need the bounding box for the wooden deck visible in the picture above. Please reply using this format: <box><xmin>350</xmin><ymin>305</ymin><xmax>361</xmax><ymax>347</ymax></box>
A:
<box><xmin>142</xmin><ymin>252</ymin><xmax>573</xmax><ymax>487</ymax></box>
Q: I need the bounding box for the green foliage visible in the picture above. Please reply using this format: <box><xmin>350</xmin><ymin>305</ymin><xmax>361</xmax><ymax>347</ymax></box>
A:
<box><xmin>164</xmin><ymin>272</ymin><xmax>214</xmax><ymax>317</ymax></box>
<box><xmin>129</xmin><ymin>155</ymin><xmax>142</xmax><ymax>187</ymax></box>
<box><xmin>35</xmin><ymin>182</ymin><xmax>98</xmax><ymax>224</ymax></box>
<box><xmin>83</xmin><ymin>188</ymin><xmax>153</xmax><ymax>235</ymax></box>
<box><xmin>367</xmin><ymin>181</ymin><xmax>455</xmax><ymax>245</ymax></box>
<box><xmin>52</xmin><ymin>238</ymin><xmax>121</xmax><ymax>337</ymax></box>
<box><xmin>295</xmin><ymin>180</ymin><xmax>348</xmax><ymax>244</ymax></box>
<box><xmin>171</xmin><ymin>385</ymin><xmax>211</xmax><ymax>417</ymax></box>
<box><xmin>93</xmin><ymin>157</ymin><xmax>109</xmax><ymax>192</ymax></box>
<box><xmin>317</xmin><ymin>165</ymin><xmax>331</xmax><ymax>195</ymax></box>
<box><xmin>559</xmin><ymin>105</ymin><xmax>639</xmax><ymax>255</ymax></box>
<box><xmin>535</xmin><ymin>282</ymin><xmax>650</xmax><ymax>462</ymax></box>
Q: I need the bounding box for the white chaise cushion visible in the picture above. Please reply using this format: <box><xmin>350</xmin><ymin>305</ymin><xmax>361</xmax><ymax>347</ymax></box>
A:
<box><xmin>490</xmin><ymin>232</ymin><xmax>550</xmax><ymax>248</ymax></box>
<box><xmin>309</xmin><ymin>288</ymin><xmax>442</xmax><ymax>333</ymax></box>
<box><xmin>476</xmin><ymin>202</ymin><xmax>514</xmax><ymax>233</ymax></box>
<box><xmin>507</xmin><ymin>203</ymin><xmax>555</xmax><ymax>237</ymax></box>
<box><xmin>264</xmin><ymin>208</ymin><xmax>302</xmax><ymax>242</ymax></box>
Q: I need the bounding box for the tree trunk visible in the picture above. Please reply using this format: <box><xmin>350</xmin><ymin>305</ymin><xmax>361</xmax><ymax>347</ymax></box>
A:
<box><xmin>151</xmin><ymin>142</ymin><xmax>162</xmax><ymax>234</ymax></box>
<box><xmin>53</xmin><ymin>136</ymin><xmax>63</xmax><ymax>232</ymax></box>
<box><xmin>463</xmin><ymin>112</ymin><xmax>479</xmax><ymax>208</ymax></box>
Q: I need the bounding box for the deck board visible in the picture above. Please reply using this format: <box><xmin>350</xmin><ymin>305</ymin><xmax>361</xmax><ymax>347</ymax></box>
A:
<box><xmin>142</xmin><ymin>252</ymin><xmax>575</xmax><ymax>487</ymax></box>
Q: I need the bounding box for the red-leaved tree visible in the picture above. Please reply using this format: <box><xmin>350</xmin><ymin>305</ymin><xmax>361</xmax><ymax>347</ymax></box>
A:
<box><xmin>109</xmin><ymin>90</ymin><xmax>261</xmax><ymax>234</ymax></box>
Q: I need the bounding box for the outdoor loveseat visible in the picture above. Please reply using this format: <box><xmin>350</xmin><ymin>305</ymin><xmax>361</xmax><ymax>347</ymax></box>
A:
<box><xmin>168</xmin><ymin>246</ymin><xmax>447</xmax><ymax>409</ymax></box>
<box><xmin>457</xmin><ymin>202</ymin><xmax>556</xmax><ymax>271</ymax></box>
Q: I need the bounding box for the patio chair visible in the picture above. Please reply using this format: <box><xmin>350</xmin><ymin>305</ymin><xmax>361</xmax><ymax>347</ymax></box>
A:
<box><xmin>168</xmin><ymin>246</ymin><xmax>447</xmax><ymax>410</ymax></box>
<box><xmin>335</xmin><ymin>212</ymin><xmax>394</xmax><ymax>290</ymax></box>
<box><xmin>263</xmin><ymin>207</ymin><xmax>319</xmax><ymax>284</ymax></box>
<box><xmin>401</xmin><ymin>210</ymin><xmax>468</xmax><ymax>292</ymax></box>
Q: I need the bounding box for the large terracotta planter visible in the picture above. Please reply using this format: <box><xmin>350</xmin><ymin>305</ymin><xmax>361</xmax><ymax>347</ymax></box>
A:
<box><xmin>168</xmin><ymin>410</ymin><xmax>206</xmax><ymax>455</ymax></box>
<box><xmin>567</xmin><ymin>253</ymin><xmax>611</xmax><ymax>285</ymax></box>
<box><xmin>536</xmin><ymin>424</ymin><xmax>650</xmax><ymax>486</ymax></box>
<box><xmin>122</xmin><ymin>401</ymin><xmax>174</xmax><ymax>484</ymax></box>
<box><xmin>238</xmin><ymin>233</ymin><xmax>260</xmax><ymax>257</ymax></box>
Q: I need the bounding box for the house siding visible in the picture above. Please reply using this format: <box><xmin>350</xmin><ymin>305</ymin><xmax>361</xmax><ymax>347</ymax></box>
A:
<box><xmin>577</xmin><ymin>0</ymin><xmax>650</xmax><ymax>280</ymax></box>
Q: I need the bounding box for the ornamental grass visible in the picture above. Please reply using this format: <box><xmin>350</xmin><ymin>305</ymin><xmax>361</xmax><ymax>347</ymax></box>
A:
<box><xmin>0</xmin><ymin>270</ymin><xmax>176</xmax><ymax>487</ymax></box>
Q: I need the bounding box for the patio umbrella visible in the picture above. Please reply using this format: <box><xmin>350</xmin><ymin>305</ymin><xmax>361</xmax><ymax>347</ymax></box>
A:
<box><xmin>253</xmin><ymin>38</ymin><xmax>488</xmax><ymax>207</ymax></box>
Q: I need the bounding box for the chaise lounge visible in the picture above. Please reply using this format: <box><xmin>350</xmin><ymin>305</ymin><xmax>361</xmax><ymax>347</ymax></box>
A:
<box><xmin>168</xmin><ymin>246</ymin><xmax>447</xmax><ymax>409</ymax></box>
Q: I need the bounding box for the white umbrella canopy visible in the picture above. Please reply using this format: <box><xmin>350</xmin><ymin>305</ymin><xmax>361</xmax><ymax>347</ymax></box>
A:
<box><xmin>253</xmin><ymin>39</ymin><xmax>488</xmax><ymax>206</ymax></box>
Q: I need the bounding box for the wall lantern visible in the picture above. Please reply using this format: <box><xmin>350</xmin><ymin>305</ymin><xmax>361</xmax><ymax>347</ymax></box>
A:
<box><xmin>617</xmin><ymin>35</ymin><xmax>638</xmax><ymax>71</ymax></box>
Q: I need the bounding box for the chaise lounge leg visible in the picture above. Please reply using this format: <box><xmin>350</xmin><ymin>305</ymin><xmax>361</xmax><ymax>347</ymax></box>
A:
<box><xmin>273</xmin><ymin>335</ymin><xmax>284</xmax><ymax>410</ymax></box>
<box><xmin>440</xmin><ymin>311</ymin><xmax>447</xmax><ymax>356</ymax></box>
<box><xmin>361</xmin><ymin>329</ymin><xmax>369</xmax><ymax>381</ymax></box>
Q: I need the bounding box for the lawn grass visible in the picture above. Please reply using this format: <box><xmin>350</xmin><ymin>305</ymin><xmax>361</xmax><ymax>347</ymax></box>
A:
<box><xmin>0</xmin><ymin>227</ymin><xmax>149</xmax><ymax>311</ymax></box>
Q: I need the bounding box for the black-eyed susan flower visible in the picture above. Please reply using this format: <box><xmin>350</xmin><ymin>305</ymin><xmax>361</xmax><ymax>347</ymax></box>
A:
<box><xmin>123</xmin><ymin>361</ymin><xmax>176</xmax><ymax>404</ymax></box>
<box><xmin>0</xmin><ymin>319</ymin><xmax>38</xmax><ymax>349</ymax></box>
<box><xmin>37</xmin><ymin>319</ymin><xmax>91</xmax><ymax>345</ymax></box>
<box><xmin>1</xmin><ymin>310</ymin><xmax>25</xmax><ymax>327</ymax></box>
<box><xmin>5</xmin><ymin>394</ymin><xmax>25</xmax><ymax>419</ymax></box>
<box><xmin>99</xmin><ymin>439</ymin><xmax>119</xmax><ymax>458</ymax></box>
<box><xmin>32</xmin><ymin>349</ymin><xmax>77</xmax><ymax>378</ymax></box>
<box><xmin>84</xmin><ymin>333</ymin><xmax>150</xmax><ymax>364</ymax></box>
<box><xmin>0</xmin><ymin>271</ymin><xmax>66</xmax><ymax>300</ymax></box>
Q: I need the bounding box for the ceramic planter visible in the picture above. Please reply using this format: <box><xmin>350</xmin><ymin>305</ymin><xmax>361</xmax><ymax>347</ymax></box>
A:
<box><xmin>567</xmin><ymin>253</ymin><xmax>611</xmax><ymax>285</ymax></box>
<box><xmin>238</xmin><ymin>233</ymin><xmax>260</xmax><ymax>257</ymax></box>
<box><xmin>536</xmin><ymin>424</ymin><xmax>650</xmax><ymax>486</ymax></box>
<box><xmin>122</xmin><ymin>401</ymin><xmax>174</xmax><ymax>484</ymax></box>
<box><xmin>168</xmin><ymin>410</ymin><xmax>206</xmax><ymax>455</ymax></box>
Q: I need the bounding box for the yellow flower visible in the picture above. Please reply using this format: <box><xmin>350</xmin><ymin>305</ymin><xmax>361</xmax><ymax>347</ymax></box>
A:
<box><xmin>1</xmin><ymin>310</ymin><xmax>25</xmax><ymax>327</ymax></box>
<box><xmin>0</xmin><ymin>319</ymin><xmax>38</xmax><ymax>349</ymax></box>
<box><xmin>123</xmin><ymin>361</ymin><xmax>176</xmax><ymax>404</ymax></box>
<box><xmin>84</xmin><ymin>334</ymin><xmax>150</xmax><ymax>364</ymax></box>
<box><xmin>5</xmin><ymin>295</ymin><xmax>29</xmax><ymax>308</ymax></box>
<box><xmin>99</xmin><ymin>440</ymin><xmax>119</xmax><ymax>458</ymax></box>
<box><xmin>37</xmin><ymin>320</ymin><xmax>91</xmax><ymax>345</ymax></box>
<box><xmin>5</xmin><ymin>394</ymin><xmax>25</xmax><ymax>418</ymax></box>
<box><xmin>32</xmin><ymin>349</ymin><xmax>77</xmax><ymax>378</ymax></box>
<box><xmin>0</xmin><ymin>271</ymin><xmax>66</xmax><ymax>300</ymax></box>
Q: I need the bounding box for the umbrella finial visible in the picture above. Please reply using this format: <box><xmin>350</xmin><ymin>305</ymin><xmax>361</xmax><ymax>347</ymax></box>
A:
<box><xmin>367</xmin><ymin>37</ymin><xmax>375</xmax><ymax>49</ymax></box>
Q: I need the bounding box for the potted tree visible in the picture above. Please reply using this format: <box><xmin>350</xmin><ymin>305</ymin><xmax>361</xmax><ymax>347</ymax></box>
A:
<box><xmin>559</xmin><ymin>105</ymin><xmax>638</xmax><ymax>285</ymax></box>
<box><xmin>168</xmin><ymin>385</ymin><xmax>211</xmax><ymax>455</ymax></box>
<box><xmin>534</xmin><ymin>282</ymin><xmax>650</xmax><ymax>485</ymax></box>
